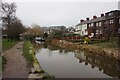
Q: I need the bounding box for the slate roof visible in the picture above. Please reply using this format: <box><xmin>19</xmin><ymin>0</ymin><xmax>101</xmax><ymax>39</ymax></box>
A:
<box><xmin>76</xmin><ymin>16</ymin><xmax>105</xmax><ymax>26</ymax></box>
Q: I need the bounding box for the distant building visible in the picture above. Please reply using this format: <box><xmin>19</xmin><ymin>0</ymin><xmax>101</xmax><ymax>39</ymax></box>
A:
<box><xmin>42</xmin><ymin>26</ymin><xmax>66</xmax><ymax>34</ymax></box>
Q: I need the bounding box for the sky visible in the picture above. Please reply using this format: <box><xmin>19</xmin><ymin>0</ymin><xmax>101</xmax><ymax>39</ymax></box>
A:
<box><xmin>1</xmin><ymin>0</ymin><xmax>120</xmax><ymax>27</ymax></box>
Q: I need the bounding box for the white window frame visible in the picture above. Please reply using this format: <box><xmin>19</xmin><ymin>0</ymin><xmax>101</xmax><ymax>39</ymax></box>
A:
<box><xmin>91</xmin><ymin>23</ymin><xmax>94</xmax><ymax>27</ymax></box>
<box><xmin>110</xmin><ymin>20</ymin><xmax>113</xmax><ymax>24</ymax></box>
<box><xmin>96</xmin><ymin>22</ymin><xmax>98</xmax><ymax>26</ymax></box>
<box><xmin>99</xmin><ymin>22</ymin><xmax>102</xmax><ymax>26</ymax></box>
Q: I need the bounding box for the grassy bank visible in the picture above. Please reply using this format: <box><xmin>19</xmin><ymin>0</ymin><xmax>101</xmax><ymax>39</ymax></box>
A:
<box><xmin>93</xmin><ymin>40</ymin><xmax>118</xmax><ymax>49</ymax></box>
<box><xmin>0</xmin><ymin>56</ymin><xmax>2</xmax><ymax>73</ymax></box>
<box><xmin>51</xmin><ymin>39</ymin><xmax>119</xmax><ymax>60</ymax></box>
<box><xmin>2</xmin><ymin>39</ymin><xmax>18</xmax><ymax>52</ymax></box>
<box><xmin>23</xmin><ymin>40</ymin><xmax>54</xmax><ymax>79</ymax></box>
<box><xmin>23</xmin><ymin>40</ymin><xmax>34</xmax><ymax>66</ymax></box>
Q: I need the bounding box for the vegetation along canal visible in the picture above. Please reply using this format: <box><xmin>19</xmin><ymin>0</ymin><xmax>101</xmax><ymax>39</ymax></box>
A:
<box><xmin>33</xmin><ymin>42</ymin><xmax>120</xmax><ymax>78</ymax></box>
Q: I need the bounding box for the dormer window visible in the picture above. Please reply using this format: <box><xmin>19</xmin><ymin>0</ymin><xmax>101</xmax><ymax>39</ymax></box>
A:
<box><xmin>108</xmin><ymin>13</ymin><xmax>113</xmax><ymax>16</ymax></box>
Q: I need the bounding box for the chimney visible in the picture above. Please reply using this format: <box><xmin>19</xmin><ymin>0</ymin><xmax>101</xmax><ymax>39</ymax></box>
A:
<box><xmin>80</xmin><ymin>19</ymin><xmax>84</xmax><ymax>23</ymax></box>
<box><xmin>86</xmin><ymin>17</ymin><xmax>89</xmax><ymax>20</ymax></box>
<box><xmin>101</xmin><ymin>14</ymin><xmax>104</xmax><ymax>17</ymax></box>
<box><xmin>93</xmin><ymin>15</ymin><xmax>97</xmax><ymax>19</ymax></box>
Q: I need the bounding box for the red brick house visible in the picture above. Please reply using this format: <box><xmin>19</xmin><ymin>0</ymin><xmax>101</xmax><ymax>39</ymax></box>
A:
<box><xmin>76</xmin><ymin>10</ymin><xmax>120</xmax><ymax>39</ymax></box>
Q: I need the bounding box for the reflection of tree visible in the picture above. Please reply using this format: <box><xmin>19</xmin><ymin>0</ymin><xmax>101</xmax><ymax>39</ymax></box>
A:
<box><xmin>32</xmin><ymin>42</ymin><xmax>43</xmax><ymax>51</ymax></box>
<box><xmin>75</xmin><ymin>50</ymin><xmax>120</xmax><ymax>78</ymax></box>
<box><xmin>85</xmin><ymin>62</ymin><xmax>88</xmax><ymax>66</ymax></box>
<box><xmin>59</xmin><ymin>49</ymin><xmax>63</xmax><ymax>53</ymax></box>
<box><xmin>43</xmin><ymin>43</ymin><xmax>48</xmax><ymax>49</ymax></box>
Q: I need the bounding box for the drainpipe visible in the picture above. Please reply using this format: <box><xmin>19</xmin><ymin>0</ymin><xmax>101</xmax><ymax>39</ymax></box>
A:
<box><xmin>0</xmin><ymin>19</ymin><xmax>2</xmax><ymax>56</ymax></box>
<box><xmin>118</xmin><ymin>27</ymin><xmax>120</xmax><ymax>61</ymax></box>
<box><xmin>108</xmin><ymin>21</ymin><xmax>110</xmax><ymax>41</ymax></box>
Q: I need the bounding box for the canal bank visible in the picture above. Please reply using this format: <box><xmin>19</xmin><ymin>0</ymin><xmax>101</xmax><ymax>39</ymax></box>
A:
<box><xmin>34</xmin><ymin>41</ymin><xmax>120</xmax><ymax>78</ymax></box>
<box><xmin>51</xmin><ymin>39</ymin><xmax>120</xmax><ymax>60</ymax></box>
<box><xmin>23</xmin><ymin>40</ymin><xmax>54</xmax><ymax>79</ymax></box>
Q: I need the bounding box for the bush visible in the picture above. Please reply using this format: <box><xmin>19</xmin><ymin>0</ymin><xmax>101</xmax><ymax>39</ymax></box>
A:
<box><xmin>42</xmin><ymin>75</ymin><xmax>54</xmax><ymax>80</ymax></box>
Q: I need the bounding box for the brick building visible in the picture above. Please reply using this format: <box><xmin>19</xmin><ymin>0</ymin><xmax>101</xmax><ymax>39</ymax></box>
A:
<box><xmin>75</xmin><ymin>10</ymin><xmax>120</xmax><ymax>39</ymax></box>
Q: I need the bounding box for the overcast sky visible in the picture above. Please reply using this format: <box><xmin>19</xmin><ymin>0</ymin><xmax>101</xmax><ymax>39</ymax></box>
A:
<box><xmin>2</xmin><ymin>0</ymin><xmax>119</xmax><ymax>27</ymax></box>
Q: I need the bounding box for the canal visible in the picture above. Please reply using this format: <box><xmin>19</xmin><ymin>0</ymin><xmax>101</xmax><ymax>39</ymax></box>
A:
<box><xmin>33</xmin><ymin>42</ymin><xmax>120</xmax><ymax>78</ymax></box>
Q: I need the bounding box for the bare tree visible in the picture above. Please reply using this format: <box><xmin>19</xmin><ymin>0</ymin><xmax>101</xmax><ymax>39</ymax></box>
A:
<box><xmin>0</xmin><ymin>2</ymin><xmax>16</xmax><ymax>41</ymax></box>
<box><xmin>23</xmin><ymin>24</ymin><xmax>43</xmax><ymax>40</ymax></box>
<box><xmin>0</xmin><ymin>1</ymin><xmax>3</xmax><ymax>56</ymax></box>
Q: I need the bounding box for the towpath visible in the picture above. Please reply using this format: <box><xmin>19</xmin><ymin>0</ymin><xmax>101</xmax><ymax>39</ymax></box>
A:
<box><xmin>3</xmin><ymin>42</ymin><xmax>30</xmax><ymax>78</ymax></box>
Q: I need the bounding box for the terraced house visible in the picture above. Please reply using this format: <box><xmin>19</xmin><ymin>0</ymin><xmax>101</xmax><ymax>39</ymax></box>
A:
<box><xmin>75</xmin><ymin>10</ymin><xmax>120</xmax><ymax>39</ymax></box>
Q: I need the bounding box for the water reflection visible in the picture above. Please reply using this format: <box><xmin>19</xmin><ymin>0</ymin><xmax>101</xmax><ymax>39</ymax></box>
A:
<box><xmin>34</xmin><ymin>42</ymin><xmax>120</xmax><ymax>78</ymax></box>
<box><xmin>74</xmin><ymin>50</ymin><xmax>120</xmax><ymax>78</ymax></box>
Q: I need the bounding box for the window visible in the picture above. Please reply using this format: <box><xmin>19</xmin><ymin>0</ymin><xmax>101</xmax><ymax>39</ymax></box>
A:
<box><xmin>91</xmin><ymin>23</ymin><xmax>94</xmax><ymax>27</ymax></box>
<box><xmin>100</xmin><ymin>30</ymin><xmax>103</xmax><ymax>34</ymax></box>
<box><xmin>110</xmin><ymin>20</ymin><xmax>113</xmax><ymax>24</ymax></box>
<box><xmin>89</xmin><ymin>24</ymin><xmax>91</xmax><ymax>27</ymax></box>
<box><xmin>119</xmin><ymin>18</ymin><xmax>120</xmax><ymax>24</ymax></box>
<box><xmin>99</xmin><ymin>22</ymin><xmax>102</xmax><ymax>26</ymax></box>
<box><xmin>105</xmin><ymin>21</ymin><xmax>107</xmax><ymax>24</ymax></box>
<box><xmin>96</xmin><ymin>30</ymin><xmax>99</xmax><ymax>34</ymax></box>
<box><xmin>96</xmin><ymin>22</ymin><xmax>98</xmax><ymax>26</ymax></box>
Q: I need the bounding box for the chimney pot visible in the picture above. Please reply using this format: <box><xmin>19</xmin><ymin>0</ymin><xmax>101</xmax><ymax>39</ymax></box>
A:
<box><xmin>101</xmin><ymin>14</ymin><xmax>104</xmax><ymax>17</ymax></box>
<box><xmin>86</xmin><ymin>17</ymin><xmax>89</xmax><ymax>20</ymax></box>
<box><xmin>93</xmin><ymin>15</ymin><xmax>97</xmax><ymax>19</ymax></box>
<box><xmin>80</xmin><ymin>19</ymin><xmax>84</xmax><ymax>23</ymax></box>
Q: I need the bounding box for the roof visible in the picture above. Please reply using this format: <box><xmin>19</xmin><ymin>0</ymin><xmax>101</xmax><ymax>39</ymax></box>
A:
<box><xmin>105</xmin><ymin>10</ymin><xmax>120</xmax><ymax>14</ymax></box>
<box><xmin>76</xmin><ymin>16</ymin><xmax>105</xmax><ymax>26</ymax></box>
<box><xmin>117</xmin><ymin>15</ymin><xmax>120</xmax><ymax>18</ymax></box>
<box><xmin>76</xmin><ymin>10</ymin><xmax>120</xmax><ymax>26</ymax></box>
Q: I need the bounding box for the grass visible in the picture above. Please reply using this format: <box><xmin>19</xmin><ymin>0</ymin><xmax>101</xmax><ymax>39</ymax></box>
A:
<box><xmin>23</xmin><ymin>40</ymin><xmax>35</xmax><ymax>66</ymax></box>
<box><xmin>2</xmin><ymin>39</ymin><xmax>18</xmax><ymax>71</ymax></box>
<box><xmin>93</xmin><ymin>40</ymin><xmax>118</xmax><ymax>49</ymax></box>
<box><xmin>2</xmin><ymin>39</ymin><xmax>18</xmax><ymax>52</ymax></box>
<box><xmin>42</xmin><ymin>75</ymin><xmax>55</xmax><ymax>80</ymax></box>
<box><xmin>0</xmin><ymin>56</ymin><xmax>2</xmax><ymax>72</ymax></box>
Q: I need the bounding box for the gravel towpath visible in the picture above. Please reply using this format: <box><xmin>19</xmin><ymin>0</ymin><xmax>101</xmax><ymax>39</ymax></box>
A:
<box><xmin>3</xmin><ymin>42</ymin><xmax>30</xmax><ymax>78</ymax></box>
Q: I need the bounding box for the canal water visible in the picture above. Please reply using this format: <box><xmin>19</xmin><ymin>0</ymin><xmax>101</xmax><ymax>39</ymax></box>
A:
<box><xmin>34</xmin><ymin>42</ymin><xmax>120</xmax><ymax>78</ymax></box>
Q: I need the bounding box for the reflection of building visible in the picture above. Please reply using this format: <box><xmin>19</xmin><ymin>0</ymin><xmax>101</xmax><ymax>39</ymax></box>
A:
<box><xmin>74</xmin><ymin>51</ymin><xmax>120</xmax><ymax>78</ymax></box>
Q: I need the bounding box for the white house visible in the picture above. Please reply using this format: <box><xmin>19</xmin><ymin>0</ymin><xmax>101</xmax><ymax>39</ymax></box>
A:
<box><xmin>75</xmin><ymin>20</ymin><xmax>88</xmax><ymax>36</ymax></box>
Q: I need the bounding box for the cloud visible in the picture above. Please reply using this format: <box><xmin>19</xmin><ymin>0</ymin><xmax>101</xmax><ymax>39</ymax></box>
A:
<box><xmin>2</xmin><ymin>1</ymin><xmax>118</xmax><ymax>27</ymax></box>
